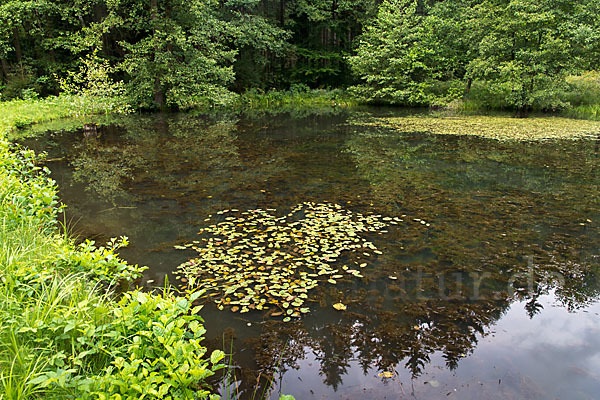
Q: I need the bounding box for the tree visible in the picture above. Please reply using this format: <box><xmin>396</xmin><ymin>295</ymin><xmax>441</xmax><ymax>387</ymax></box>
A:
<box><xmin>108</xmin><ymin>0</ymin><xmax>236</xmax><ymax>109</ymax></box>
<box><xmin>348</xmin><ymin>0</ymin><xmax>442</xmax><ymax>105</ymax></box>
<box><xmin>466</xmin><ymin>0</ymin><xmax>577</xmax><ymax>111</ymax></box>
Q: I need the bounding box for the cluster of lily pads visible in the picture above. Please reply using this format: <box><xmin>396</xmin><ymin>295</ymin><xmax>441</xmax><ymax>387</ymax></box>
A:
<box><xmin>176</xmin><ymin>202</ymin><xmax>400</xmax><ymax>320</ymax></box>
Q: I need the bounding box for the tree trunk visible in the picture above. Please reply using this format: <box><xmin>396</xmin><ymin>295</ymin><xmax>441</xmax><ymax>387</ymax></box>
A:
<box><xmin>1</xmin><ymin>59</ymin><xmax>8</xmax><ymax>80</ymax></box>
<box><xmin>331</xmin><ymin>0</ymin><xmax>337</xmax><ymax>46</ymax></box>
<box><xmin>13</xmin><ymin>29</ymin><xmax>22</xmax><ymax>63</ymax></box>
<box><xmin>150</xmin><ymin>0</ymin><xmax>164</xmax><ymax>109</ymax></box>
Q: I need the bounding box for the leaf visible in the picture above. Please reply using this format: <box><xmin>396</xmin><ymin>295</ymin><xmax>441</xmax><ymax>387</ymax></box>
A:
<box><xmin>210</xmin><ymin>349</ymin><xmax>225</xmax><ymax>364</ymax></box>
<box><xmin>332</xmin><ymin>303</ymin><xmax>347</xmax><ymax>311</ymax></box>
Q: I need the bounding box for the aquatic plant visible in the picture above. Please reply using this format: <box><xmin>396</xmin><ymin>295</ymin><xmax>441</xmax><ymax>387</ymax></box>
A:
<box><xmin>360</xmin><ymin>114</ymin><xmax>600</xmax><ymax>141</ymax></box>
<box><xmin>176</xmin><ymin>202</ymin><xmax>401</xmax><ymax>320</ymax></box>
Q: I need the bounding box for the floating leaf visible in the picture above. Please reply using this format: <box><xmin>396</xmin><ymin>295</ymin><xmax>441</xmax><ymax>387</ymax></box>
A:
<box><xmin>177</xmin><ymin>202</ymin><xmax>395</xmax><ymax>318</ymax></box>
<box><xmin>333</xmin><ymin>303</ymin><xmax>347</xmax><ymax>311</ymax></box>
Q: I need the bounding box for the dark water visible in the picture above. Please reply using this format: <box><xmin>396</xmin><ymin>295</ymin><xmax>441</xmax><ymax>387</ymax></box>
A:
<box><xmin>27</xmin><ymin>109</ymin><xmax>600</xmax><ymax>399</ymax></box>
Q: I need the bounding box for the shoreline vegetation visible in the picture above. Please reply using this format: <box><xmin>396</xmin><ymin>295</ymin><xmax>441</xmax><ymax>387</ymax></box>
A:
<box><xmin>0</xmin><ymin>107</ymin><xmax>228</xmax><ymax>399</ymax></box>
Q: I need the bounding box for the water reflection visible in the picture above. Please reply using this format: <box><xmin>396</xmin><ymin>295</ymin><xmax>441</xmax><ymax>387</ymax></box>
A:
<box><xmin>26</xmin><ymin>110</ymin><xmax>600</xmax><ymax>399</ymax></box>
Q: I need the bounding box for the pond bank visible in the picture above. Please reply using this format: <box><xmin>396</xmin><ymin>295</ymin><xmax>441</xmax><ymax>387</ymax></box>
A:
<box><xmin>0</xmin><ymin>111</ymin><xmax>227</xmax><ymax>398</ymax></box>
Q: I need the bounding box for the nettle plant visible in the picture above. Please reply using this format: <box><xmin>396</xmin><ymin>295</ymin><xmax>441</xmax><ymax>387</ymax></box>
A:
<box><xmin>53</xmin><ymin>236</ymin><xmax>148</xmax><ymax>285</ymax></box>
<box><xmin>89</xmin><ymin>290</ymin><xmax>225</xmax><ymax>400</ymax></box>
<box><xmin>28</xmin><ymin>290</ymin><xmax>225</xmax><ymax>400</ymax></box>
<box><xmin>0</xmin><ymin>142</ymin><xmax>61</xmax><ymax>229</ymax></box>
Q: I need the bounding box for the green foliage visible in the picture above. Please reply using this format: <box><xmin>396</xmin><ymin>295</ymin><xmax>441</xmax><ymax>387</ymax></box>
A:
<box><xmin>237</xmin><ymin>88</ymin><xmax>356</xmax><ymax>110</ymax></box>
<box><xmin>58</xmin><ymin>51</ymin><xmax>130</xmax><ymax>115</ymax></box>
<box><xmin>89</xmin><ymin>291</ymin><xmax>224</xmax><ymax>400</ymax></box>
<box><xmin>349</xmin><ymin>0</ymin><xmax>436</xmax><ymax>106</ymax></box>
<box><xmin>284</xmin><ymin>0</ymin><xmax>377</xmax><ymax>87</ymax></box>
<box><xmin>0</xmin><ymin>96</ymin><xmax>128</xmax><ymax>141</ymax></box>
<box><xmin>114</xmin><ymin>0</ymin><xmax>238</xmax><ymax>110</ymax></box>
<box><xmin>0</xmin><ymin>119</ymin><xmax>222</xmax><ymax>399</ymax></box>
<box><xmin>563</xmin><ymin>71</ymin><xmax>600</xmax><ymax>107</ymax></box>
<box><xmin>351</xmin><ymin>0</ymin><xmax>600</xmax><ymax>111</ymax></box>
<box><xmin>564</xmin><ymin>103</ymin><xmax>600</xmax><ymax>120</ymax></box>
<box><xmin>1</xmin><ymin>66</ymin><xmax>42</xmax><ymax>101</ymax></box>
<box><xmin>466</xmin><ymin>0</ymin><xmax>574</xmax><ymax>111</ymax></box>
<box><xmin>0</xmin><ymin>142</ymin><xmax>60</xmax><ymax>229</ymax></box>
<box><xmin>52</xmin><ymin>236</ymin><xmax>148</xmax><ymax>285</ymax></box>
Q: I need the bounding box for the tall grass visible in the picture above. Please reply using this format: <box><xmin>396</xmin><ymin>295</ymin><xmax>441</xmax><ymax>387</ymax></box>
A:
<box><xmin>0</xmin><ymin>95</ymin><xmax>121</xmax><ymax>135</ymax></box>
<box><xmin>564</xmin><ymin>104</ymin><xmax>600</xmax><ymax>120</ymax></box>
<box><xmin>237</xmin><ymin>87</ymin><xmax>357</xmax><ymax>110</ymax></box>
<box><xmin>0</xmin><ymin>104</ymin><xmax>225</xmax><ymax>399</ymax></box>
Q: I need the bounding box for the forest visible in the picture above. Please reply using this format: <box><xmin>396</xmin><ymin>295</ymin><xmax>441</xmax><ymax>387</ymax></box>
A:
<box><xmin>0</xmin><ymin>0</ymin><xmax>599</xmax><ymax>112</ymax></box>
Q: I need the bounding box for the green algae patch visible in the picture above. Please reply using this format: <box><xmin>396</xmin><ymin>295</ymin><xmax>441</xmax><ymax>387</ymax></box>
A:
<box><xmin>364</xmin><ymin>115</ymin><xmax>600</xmax><ymax>141</ymax></box>
<box><xmin>176</xmin><ymin>202</ymin><xmax>402</xmax><ymax>319</ymax></box>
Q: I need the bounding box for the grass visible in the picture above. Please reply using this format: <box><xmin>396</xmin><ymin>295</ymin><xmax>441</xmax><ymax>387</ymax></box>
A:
<box><xmin>0</xmin><ymin>100</ymin><xmax>226</xmax><ymax>399</ymax></box>
<box><xmin>0</xmin><ymin>95</ymin><xmax>121</xmax><ymax>136</ymax></box>
<box><xmin>564</xmin><ymin>104</ymin><xmax>600</xmax><ymax>121</ymax></box>
<box><xmin>236</xmin><ymin>88</ymin><xmax>358</xmax><ymax>110</ymax></box>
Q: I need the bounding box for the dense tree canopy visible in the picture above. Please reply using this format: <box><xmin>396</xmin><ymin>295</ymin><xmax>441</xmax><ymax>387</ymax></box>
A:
<box><xmin>350</xmin><ymin>0</ymin><xmax>600</xmax><ymax>110</ymax></box>
<box><xmin>0</xmin><ymin>0</ymin><xmax>598</xmax><ymax>110</ymax></box>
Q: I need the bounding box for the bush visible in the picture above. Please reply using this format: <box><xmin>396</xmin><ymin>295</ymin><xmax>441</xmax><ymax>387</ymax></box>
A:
<box><xmin>0</xmin><ymin>135</ymin><xmax>223</xmax><ymax>399</ymax></box>
<box><xmin>1</xmin><ymin>66</ymin><xmax>41</xmax><ymax>101</ymax></box>
<box><xmin>563</xmin><ymin>71</ymin><xmax>600</xmax><ymax>107</ymax></box>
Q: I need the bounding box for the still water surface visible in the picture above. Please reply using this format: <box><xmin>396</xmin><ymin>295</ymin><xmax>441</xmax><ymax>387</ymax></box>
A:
<box><xmin>27</xmin><ymin>109</ymin><xmax>600</xmax><ymax>399</ymax></box>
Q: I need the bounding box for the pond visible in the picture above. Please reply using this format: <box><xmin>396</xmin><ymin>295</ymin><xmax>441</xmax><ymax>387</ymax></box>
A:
<box><xmin>26</xmin><ymin>108</ymin><xmax>600</xmax><ymax>399</ymax></box>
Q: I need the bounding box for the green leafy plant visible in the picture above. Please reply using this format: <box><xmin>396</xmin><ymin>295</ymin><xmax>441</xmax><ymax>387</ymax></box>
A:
<box><xmin>87</xmin><ymin>290</ymin><xmax>225</xmax><ymax>400</ymax></box>
<box><xmin>53</xmin><ymin>236</ymin><xmax>148</xmax><ymax>285</ymax></box>
<box><xmin>58</xmin><ymin>51</ymin><xmax>131</xmax><ymax>116</ymax></box>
